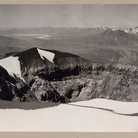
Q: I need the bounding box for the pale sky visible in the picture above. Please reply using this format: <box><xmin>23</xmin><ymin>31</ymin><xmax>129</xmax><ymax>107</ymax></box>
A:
<box><xmin>0</xmin><ymin>5</ymin><xmax>138</xmax><ymax>28</ymax></box>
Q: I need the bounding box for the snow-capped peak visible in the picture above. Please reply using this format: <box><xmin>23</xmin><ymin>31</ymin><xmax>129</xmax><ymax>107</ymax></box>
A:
<box><xmin>0</xmin><ymin>56</ymin><xmax>25</xmax><ymax>82</ymax></box>
<box><xmin>123</xmin><ymin>29</ymin><xmax>130</xmax><ymax>33</ymax></box>
<box><xmin>119</xmin><ymin>27</ymin><xmax>138</xmax><ymax>34</ymax></box>
<box><xmin>105</xmin><ymin>26</ymin><xmax>138</xmax><ymax>34</ymax></box>
<box><xmin>112</xmin><ymin>28</ymin><xmax>120</xmax><ymax>31</ymax></box>
<box><xmin>37</xmin><ymin>48</ymin><xmax>55</xmax><ymax>63</ymax></box>
<box><xmin>129</xmin><ymin>27</ymin><xmax>138</xmax><ymax>34</ymax></box>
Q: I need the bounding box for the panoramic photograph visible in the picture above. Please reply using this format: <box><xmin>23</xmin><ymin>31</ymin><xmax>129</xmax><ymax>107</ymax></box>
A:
<box><xmin>0</xmin><ymin>4</ymin><xmax>138</xmax><ymax>132</ymax></box>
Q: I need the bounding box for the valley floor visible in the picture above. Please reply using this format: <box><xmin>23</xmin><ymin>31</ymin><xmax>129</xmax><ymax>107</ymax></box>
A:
<box><xmin>0</xmin><ymin>99</ymin><xmax>138</xmax><ymax>132</ymax></box>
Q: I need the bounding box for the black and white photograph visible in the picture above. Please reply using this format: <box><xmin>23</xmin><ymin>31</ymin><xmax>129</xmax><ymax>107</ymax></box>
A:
<box><xmin>0</xmin><ymin>4</ymin><xmax>138</xmax><ymax>132</ymax></box>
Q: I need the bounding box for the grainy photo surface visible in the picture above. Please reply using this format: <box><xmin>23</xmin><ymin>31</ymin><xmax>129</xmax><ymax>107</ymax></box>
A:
<box><xmin>0</xmin><ymin>5</ymin><xmax>138</xmax><ymax>132</ymax></box>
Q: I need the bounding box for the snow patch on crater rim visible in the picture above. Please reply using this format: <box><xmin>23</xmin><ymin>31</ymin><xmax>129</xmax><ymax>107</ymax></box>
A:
<box><xmin>0</xmin><ymin>56</ymin><xmax>25</xmax><ymax>82</ymax></box>
<box><xmin>37</xmin><ymin>48</ymin><xmax>55</xmax><ymax>63</ymax></box>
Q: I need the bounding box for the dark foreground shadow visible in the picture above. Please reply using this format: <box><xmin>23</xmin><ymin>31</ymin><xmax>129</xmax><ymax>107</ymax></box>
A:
<box><xmin>0</xmin><ymin>100</ymin><xmax>60</xmax><ymax>110</ymax></box>
<box><xmin>67</xmin><ymin>103</ymin><xmax>138</xmax><ymax>117</ymax></box>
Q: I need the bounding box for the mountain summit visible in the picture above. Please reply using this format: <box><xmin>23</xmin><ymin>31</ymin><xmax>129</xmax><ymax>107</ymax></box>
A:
<box><xmin>0</xmin><ymin>47</ymin><xmax>90</xmax><ymax>102</ymax></box>
<box><xmin>0</xmin><ymin>47</ymin><xmax>89</xmax><ymax>81</ymax></box>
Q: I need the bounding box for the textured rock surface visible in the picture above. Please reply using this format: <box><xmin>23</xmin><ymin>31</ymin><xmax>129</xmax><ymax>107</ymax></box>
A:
<box><xmin>0</xmin><ymin>48</ymin><xmax>138</xmax><ymax>103</ymax></box>
<box><xmin>51</xmin><ymin>63</ymin><xmax>138</xmax><ymax>102</ymax></box>
<box><xmin>30</xmin><ymin>76</ymin><xmax>65</xmax><ymax>102</ymax></box>
<box><xmin>0</xmin><ymin>66</ymin><xmax>32</xmax><ymax>102</ymax></box>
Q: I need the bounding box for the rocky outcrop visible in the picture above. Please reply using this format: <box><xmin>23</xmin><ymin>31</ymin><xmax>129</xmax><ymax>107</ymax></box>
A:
<box><xmin>0</xmin><ymin>48</ymin><xmax>91</xmax><ymax>102</ymax></box>
<box><xmin>30</xmin><ymin>76</ymin><xmax>65</xmax><ymax>102</ymax></box>
<box><xmin>0</xmin><ymin>48</ymin><xmax>138</xmax><ymax>103</ymax></box>
<box><xmin>0</xmin><ymin>66</ymin><xmax>32</xmax><ymax>102</ymax></box>
<box><xmin>51</xmin><ymin>63</ymin><xmax>138</xmax><ymax>102</ymax></box>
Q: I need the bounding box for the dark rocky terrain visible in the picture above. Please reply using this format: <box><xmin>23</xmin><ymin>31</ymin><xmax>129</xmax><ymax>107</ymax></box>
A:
<box><xmin>0</xmin><ymin>47</ymin><xmax>138</xmax><ymax>103</ymax></box>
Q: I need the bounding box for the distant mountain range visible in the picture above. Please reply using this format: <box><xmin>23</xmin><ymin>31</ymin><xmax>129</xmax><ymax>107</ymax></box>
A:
<box><xmin>110</xmin><ymin>26</ymin><xmax>138</xmax><ymax>34</ymax></box>
<box><xmin>1</xmin><ymin>27</ymin><xmax>138</xmax><ymax>65</ymax></box>
<box><xmin>1</xmin><ymin>26</ymin><xmax>138</xmax><ymax>36</ymax></box>
<box><xmin>67</xmin><ymin>29</ymin><xmax>138</xmax><ymax>46</ymax></box>
<box><xmin>0</xmin><ymin>35</ymin><xmax>31</xmax><ymax>59</ymax></box>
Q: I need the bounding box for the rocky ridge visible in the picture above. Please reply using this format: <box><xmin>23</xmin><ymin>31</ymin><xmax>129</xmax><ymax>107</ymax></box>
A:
<box><xmin>0</xmin><ymin>48</ymin><xmax>138</xmax><ymax>102</ymax></box>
